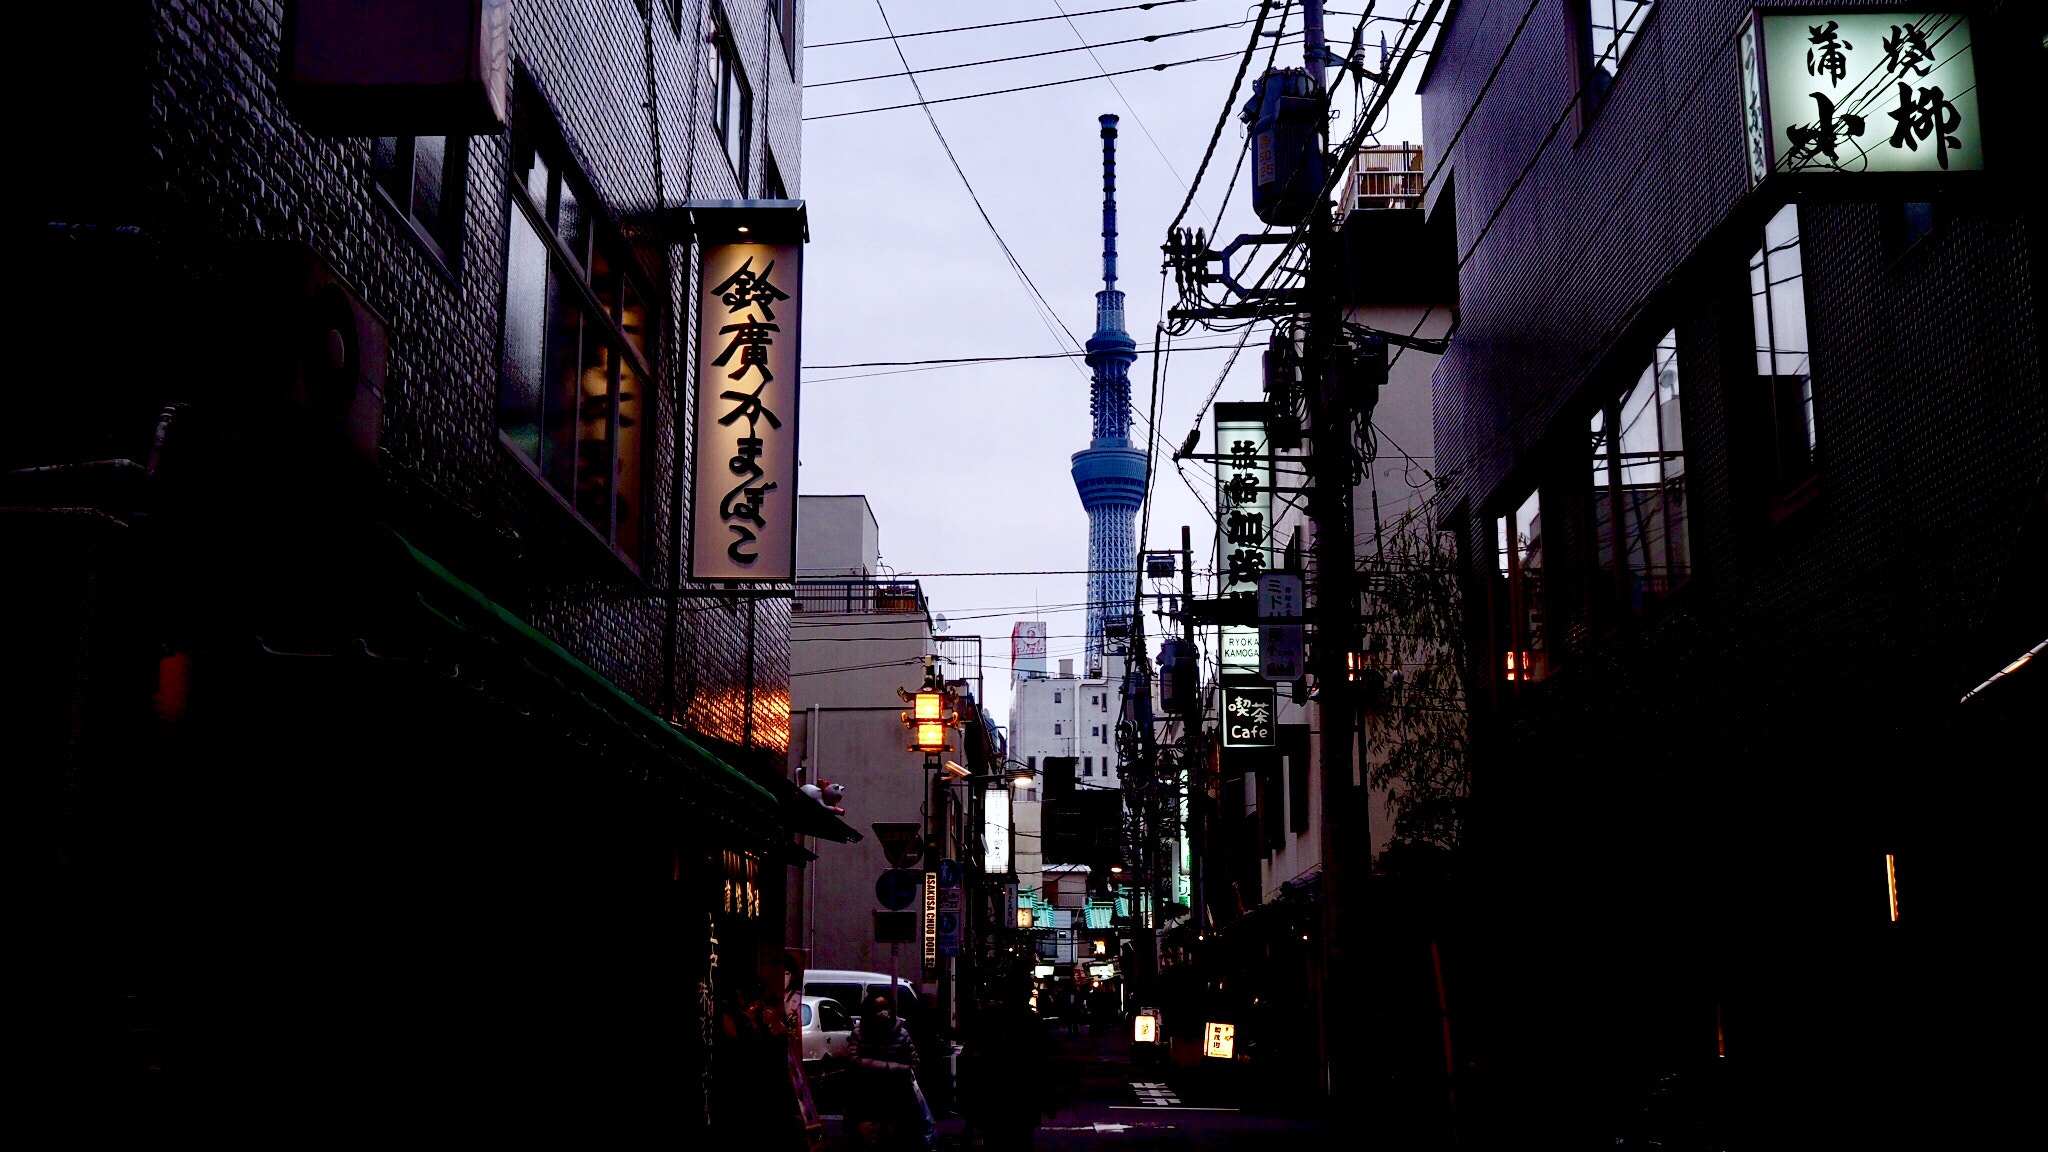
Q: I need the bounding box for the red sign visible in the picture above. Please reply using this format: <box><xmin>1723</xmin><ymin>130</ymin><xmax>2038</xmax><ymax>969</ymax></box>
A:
<box><xmin>872</xmin><ymin>822</ymin><xmax>923</xmax><ymax>869</ymax></box>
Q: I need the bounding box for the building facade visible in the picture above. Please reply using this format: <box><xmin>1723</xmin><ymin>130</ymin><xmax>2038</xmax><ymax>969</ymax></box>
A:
<box><xmin>1419</xmin><ymin>1</ymin><xmax>2042</xmax><ymax>1145</ymax></box>
<box><xmin>13</xmin><ymin>2</ymin><xmax>842</xmax><ymax>1140</ymax></box>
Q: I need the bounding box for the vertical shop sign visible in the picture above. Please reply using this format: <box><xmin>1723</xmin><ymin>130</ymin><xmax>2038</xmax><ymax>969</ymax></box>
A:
<box><xmin>1213</xmin><ymin>405</ymin><xmax>1272</xmax><ymax>676</ymax></box>
<box><xmin>692</xmin><ymin>241</ymin><xmax>802</xmax><ymax>580</ymax></box>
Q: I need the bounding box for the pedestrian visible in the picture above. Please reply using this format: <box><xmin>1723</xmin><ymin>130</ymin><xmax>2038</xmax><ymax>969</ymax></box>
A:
<box><xmin>960</xmin><ymin>979</ymin><xmax>1049</xmax><ymax>1151</ymax></box>
<box><xmin>845</xmin><ymin>993</ymin><xmax>935</xmax><ymax>1149</ymax></box>
<box><xmin>1089</xmin><ymin>979</ymin><xmax>1120</xmax><ymax>1037</ymax></box>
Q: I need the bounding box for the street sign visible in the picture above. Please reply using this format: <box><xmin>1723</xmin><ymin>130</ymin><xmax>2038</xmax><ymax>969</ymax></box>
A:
<box><xmin>873</xmin><ymin>910</ymin><xmax>915</xmax><ymax>943</ymax></box>
<box><xmin>1221</xmin><ymin>684</ymin><xmax>1276</xmax><ymax>748</ymax></box>
<box><xmin>937</xmin><ymin>910</ymin><xmax>960</xmax><ymax>957</ymax></box>
<box><xmin>935</xmin><ymin>857</ymin><xmax>961</xmax><ymax>889</ymax></box>
<box><xmin>875</xmin><ymin>868</ymin><xmax>919</xmax><ymax>911</ymax></box>
<box><xmin>873</xmin><ymin>822</ymin><xmax>923</xmax><ymax>869</ymax></box>
<box><xmin>922</xmin><ymin>870</ymin><xmax>939</xmax><ymax>968</ymax></box>
<box><xmin>1257</xmin><ymin>572</ymin><xmax>1304</xmax><ymax>682</ymax></box>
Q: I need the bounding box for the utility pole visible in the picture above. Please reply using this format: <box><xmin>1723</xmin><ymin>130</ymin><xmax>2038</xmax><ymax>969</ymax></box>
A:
<box><xmin>1300</xmin><ymin>0</ymin><xmax>1358</xmax><ymax>1103</ymax></box>
<box><xmin>1180</xmin><ymin>524</ymin><xmax>1204</xmax><ymax>939</ymax></box>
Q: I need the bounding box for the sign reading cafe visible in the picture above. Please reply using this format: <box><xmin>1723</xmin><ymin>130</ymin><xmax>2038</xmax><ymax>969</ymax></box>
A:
<box><xmin>691</xmin><ymin>209</ymin><xmax>804</xmax><ymax>582</ymax></box>
<box><xmin>1741</xmin><ymin>11</ymin><xmax>1981</xmax><ymax>184</ymax></box>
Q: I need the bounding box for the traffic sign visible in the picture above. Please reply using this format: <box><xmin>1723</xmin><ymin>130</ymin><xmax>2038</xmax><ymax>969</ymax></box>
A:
<box><xmin>875</xmin><ymin>868</ymin><xmax>919</xmax><ymax>911</ymax></box>
<box><xmin>935</xmin><ymin>857</ymin><xmax>961</xmax><ymax>889</ymax></box>
<box><xmin>873</xmin><ymin>822</ymin><xmax>923</xmax><ymax>868</ymax></box>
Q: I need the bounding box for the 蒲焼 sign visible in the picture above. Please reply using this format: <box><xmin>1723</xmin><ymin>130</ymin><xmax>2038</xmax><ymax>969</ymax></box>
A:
<box><xmin>690</xmin><ymin>204</ymin><xmax>805</xmax><ymax>581</ymax></box>
<box><xmin>1741</xmin><ymin>11</ymin><xmax>1981</xmax><ymax>184</ymax></box>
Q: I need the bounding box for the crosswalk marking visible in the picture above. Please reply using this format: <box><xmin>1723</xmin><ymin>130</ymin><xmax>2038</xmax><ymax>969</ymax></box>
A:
<box><xmin>1129</xmin><ymin>1081</ymin><xmax>1181</xmax><ymax>1106</ymax></box>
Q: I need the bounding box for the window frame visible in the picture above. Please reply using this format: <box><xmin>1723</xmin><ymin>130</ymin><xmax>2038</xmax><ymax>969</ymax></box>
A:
<box><xmin>1747</xmin><ymin>202</ymin><xmax>1821</xmax><ymax>518</ymax></box>
<box><xmin>1494</xmin><ymin>487</ymin><xmax>1550</xmax><ymax>686</ymax></box>
<box><xmin>1575</xmin><ymin>0</ymin><xmax>1658</xmax><ymax>129</ymax></box>
<box><xmin>711</xmin><ymin>7</ymin><xmax>754</xmax><ymax>192</ymax></box>
<box><xmin>372</xmin><ymin>134</ymin><xmax>468</xmax><ymax>277</ymax></box>
<box><xmin>496</xmin><ymin>121</ymin><xmax>660</xmax><ymax>573</ymax></box>
<box><xmin>772</xmin><ymin>0</ymin><xmax>800</xmax><ymax>75</ymax></box>
<box><xmin>1588</xmin><ymin>328</ymin><xmax>1692</xmax><ymax>622</ymax></box>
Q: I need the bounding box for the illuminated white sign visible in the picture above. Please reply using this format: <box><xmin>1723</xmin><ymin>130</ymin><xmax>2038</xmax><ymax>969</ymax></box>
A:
<box><xmin>984</xmin><ymin>787</ymin><xmax>1012</xmax><ymax>875</ymax></box>
<box><xmin>1214</xmin><ymin>407</ymin><xmax>1271</xmax><ymax>675</ymax></box>
<box><xmin>1742</xmin><ymin>11</ymin><xmax>1981</xmax><ymax>182</ymax></box>
<box><xmin>691</xmin><ymin>242</ymin><xmax>801</xmax><ymax>580</ymax></box>
<box><xmin>1204</xmin><ymin>1021</ymin><xmax>1236</xmax><ymax>1059</ymax></box>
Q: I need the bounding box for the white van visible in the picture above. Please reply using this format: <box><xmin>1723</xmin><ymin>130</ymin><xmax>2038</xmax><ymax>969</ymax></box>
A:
<box><xmin>804</xmin><ymin>969</ymin><xmax>920</xmax><ymax>1021</ymax></box>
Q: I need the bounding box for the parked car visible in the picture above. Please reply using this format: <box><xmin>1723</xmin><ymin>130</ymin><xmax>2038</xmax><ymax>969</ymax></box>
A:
<box><xmin>804</xmin><ymin>969</ymin><xmax>920</xmax><ymax>1023</ymax></box>
<box><xmin>800</xmin><ymin>995</ymin><xmax>853</xmax><ymax>1064</ymax></box>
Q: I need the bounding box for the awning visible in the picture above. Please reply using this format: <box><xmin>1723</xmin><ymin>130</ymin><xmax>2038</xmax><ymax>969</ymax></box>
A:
<box><xmin>390</xmin><ymin>529</ymin><xmax>861</xmax><ymax>847</ymax></box>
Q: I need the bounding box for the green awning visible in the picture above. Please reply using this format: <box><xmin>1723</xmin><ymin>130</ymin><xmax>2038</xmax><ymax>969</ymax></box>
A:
<box><xmin>389</xmin><ymin>529</ymin><xmax>860</xmax><ymax>847</ymax></box>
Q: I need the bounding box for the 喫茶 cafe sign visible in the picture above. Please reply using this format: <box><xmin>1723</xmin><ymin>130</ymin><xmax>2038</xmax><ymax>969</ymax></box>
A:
<box><xmin>1740</xmin><ymin>11</ymin><xmax>1982</xmax><ymax>185</ymax></box>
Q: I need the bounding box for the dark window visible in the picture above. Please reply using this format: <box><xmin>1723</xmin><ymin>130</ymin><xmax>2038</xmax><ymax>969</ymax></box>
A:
<box><xmin>1027</xmin><ymin>756</ymin><xmax>1036</xmax><ymax>770</ymax></box>
<box><xmin>1578</xmin><ymin>1</ymin><xmax>1655</xmax><ymax>123</ymax></box>
<box><xmin>773</xmin><ymin>0</ymin><xmax>800</xmax><ymax>73</ymax></box>
<box><xmin>1083</xmin><ymin>757</ymin><xmax>1093</xmax><ymax>777</ymax></box>
<box><xmin>809</xmin><ymin>982</ymin><xmax>861</xmax><ymax>1011</ymax></box>
<box><xmin>1747</xmin><ymin>203</ymin><xmax>1818</xmax><ymax>510</ymax></box>
<box><xmin>1495</xmin><ymin>489</ymin><xmax>1548</xmax><ymax>683</ymax></box>
<box><xmin>1053</xmin><ymin>722</ymin><xmax>1061</xmax><ymax>735</ymax></box>
<box><xmin>497</xmin><ymin>130</ymin><xmax>653</xmax><ymax>566</ymax></box>
<box><xmin>373</xmin><ymin>135</ymin><xmax>467</xmax><ymax>270</ymax></box>
<box><xmin>1886</xmin><ymin>200</ymin><xmax>1939</xmax><ymax>257</ymax></box>
<box><xmin>1053</xmin><ymin>691</ymin><xmax>1061</xmax><ymax>703</ymax></box>
<box><xmin>764</xmin><ymin>153</ymin><xmax>788</xmax><ymax>200</ymax></box>
<box><xmin>818</xmin><ymin>999</ymin><xmax>850</xmax><ymax>1031</ymax></box>
<box><xmin>712</xmin><ymin>8</ymin><xmax>753</xmax><ymax>192</ymax></box>
<box><xmin>1589</xmin><ymin>329</ymin><xmax>1690</xmax><ymax>617</ymax></box>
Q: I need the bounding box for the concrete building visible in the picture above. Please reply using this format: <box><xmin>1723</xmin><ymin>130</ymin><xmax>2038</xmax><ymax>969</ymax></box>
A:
<box><xmin>11</xmin><ymin>3</ymin><xmax>839</xmax><ymax>1138</ymax></box>
<box><xmin>789</xmin><ymin>495</ymin><xmax>937</xmax><ymax>978</ymax></box>
<box><xmin>1417</xmin><ymin>1</ymin><xmax>2042</xmax><ymax>1144</ymax></box>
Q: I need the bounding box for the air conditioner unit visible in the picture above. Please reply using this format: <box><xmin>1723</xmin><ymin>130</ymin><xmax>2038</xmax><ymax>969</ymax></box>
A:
<box><xmin>228</xmin><ymin>243</ymin><xmax>388</xmax><ymax>485</ymax></box>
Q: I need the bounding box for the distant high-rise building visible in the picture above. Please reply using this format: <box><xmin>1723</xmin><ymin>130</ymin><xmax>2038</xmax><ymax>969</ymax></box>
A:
<box><xmin>1070</xmin><ymin>115</ymin><xmax>1146</xmax><ymax>675</ymax></box>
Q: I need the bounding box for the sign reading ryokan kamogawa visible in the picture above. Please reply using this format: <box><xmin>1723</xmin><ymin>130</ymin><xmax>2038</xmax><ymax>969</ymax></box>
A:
<box><xmin>1742</xmin><ymin>11</ymin><xmax>1982</xmax><ymax>185</ymax></box>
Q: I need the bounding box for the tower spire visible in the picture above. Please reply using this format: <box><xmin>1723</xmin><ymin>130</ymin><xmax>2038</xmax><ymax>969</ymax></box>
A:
<box><xmin>1072</xmin><ymin>114</ymin><xmax>1146</xmax><ymax>675</ymax></box>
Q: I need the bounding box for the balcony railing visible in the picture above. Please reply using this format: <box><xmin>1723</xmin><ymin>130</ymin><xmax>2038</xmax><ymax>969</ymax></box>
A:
<box><xmin>793</xmin><ymin>577</ymin><xmax>929</xmax><ymax>617</ymax></box>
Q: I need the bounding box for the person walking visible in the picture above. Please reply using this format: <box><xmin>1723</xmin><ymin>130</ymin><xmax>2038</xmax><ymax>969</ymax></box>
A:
<box><xmin>845</xmin><ymin>993</ymin><xmax>935</xmax><ymax>1150</ymax></box>
<box><xmin>960</xmin><ymin>979</ymin><xmax>1049</xmax><ymax>1151</ymax></box>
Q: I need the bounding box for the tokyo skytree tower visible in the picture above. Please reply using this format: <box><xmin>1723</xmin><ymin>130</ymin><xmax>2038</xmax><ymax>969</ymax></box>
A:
<box><xmin>1070</xmin><ymin>115</ymin><xmax>1147</xmax><ymax>675</ymax></box>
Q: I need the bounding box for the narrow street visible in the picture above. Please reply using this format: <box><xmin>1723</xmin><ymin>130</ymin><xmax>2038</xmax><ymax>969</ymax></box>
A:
<box><xmin>823</xmin><ymin>1026</ymin><xmax>1327</xmax><ymax>1150</ymax></box>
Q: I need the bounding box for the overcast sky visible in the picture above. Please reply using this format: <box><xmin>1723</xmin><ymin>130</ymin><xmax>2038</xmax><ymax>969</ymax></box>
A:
<box><xmin>796</xmin><ymin>1</ymin><xmax>1431</xmax><ymax>729</ymax></box>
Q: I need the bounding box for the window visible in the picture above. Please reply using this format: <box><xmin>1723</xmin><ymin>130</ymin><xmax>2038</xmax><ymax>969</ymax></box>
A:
<box><xmin>1083</xmin><ymin>757</ymin><xmax>1093</xmax><ymax>777</ymax></box>
<box><xmin>1090</xmin><ymin>726</ymin><xmax>1099</xmax><ymax>738</ymax></box>
<box><xmin>1100</xmin><ymin>727</ymin><xmax>1108</xmax><ymax>745</ymax></box>
<box><xmin>1579</xmin><ymin>2</ymin><xmax>1655</xmax><ymax>120</ymax></box>
<box><xmin>1496</xmin><ymin>489</ymin><xmax>1548</xmax><ymax>683</ymax></box>
<box><xmin>1027</xmin><ymin>756</ymin><xmax>1036</xmax><ymax>770</ymax></box>
<box><xmin>764</xmin><ymin>153</ymin><xmax>788</xmax><ymax>201</ymax></box>
<box><xmin>373</xmin><ymin>135</ymin><xmax>467</xmax><ymax>270</ymax></box>
<box><xmin>819</xmin><ymin>999</ymin><xmax>850</xmax><ymax>1032</ymax></box>
<box><xmin>1748</xmin><ymin>203</ymin><xmax>1818</xmax><ymax>508</ymax></box>
<box><xmin>497</xmin><ymin>130</ymin><xmax>653</xmax><ymax>566</ymax></box>
<box><xmin>772</xmin><ymin>1</ymin><xmax>799</xmax><ymax>74</ymax></box>
<box><xmin>1054</xmin><ymin>691</ymin><xmax>1061</xmax><ymax>703</ymax></box>
<box><xmin>1590</xmin><ymin>330</ymin><xmax>1690</xmax><ymax>615</ymax></box>
<box><xmin>1053</xmin><ymin>723</ymin><xmax>1061</xmax><ymax>735</ymax></box>
<box><xmin>1100</xmin><ymin>695</ymin><xmax>1108</xmax><ymax>713</ymax></box>
<box><xmin>712</xmin><ymin>9</ymin><xmax>753</xmax><ymax>191</ymax></box>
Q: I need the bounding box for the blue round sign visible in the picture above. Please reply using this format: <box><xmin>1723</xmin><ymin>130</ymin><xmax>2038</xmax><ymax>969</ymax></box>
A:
<box><xmin>875</xmin><ymin>868</ymin><xmax>919</xmax><ymax>911</ymax></box>
<box><xmin>936</xmin><ymin>858</ymin><xmax>961</xmax><ymax>889</ymax></box>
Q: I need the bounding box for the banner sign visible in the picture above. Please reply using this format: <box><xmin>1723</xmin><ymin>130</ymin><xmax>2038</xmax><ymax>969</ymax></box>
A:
<box><xmin>691</xmin><ymin>241</ymin><xmax>801</xmax><ymax>580</ymax></box>
<box><xmin>1221</xmin><ymin>684</ymin><xmax>1276</xmax><ymax>748</ymax></box>
<box><xmin>1214</xmin><ymin>404</ymin><xmax>1272</xmax><ymax>676</ymax></box>
<box><xmin>1257</xmin><ymin>571</ymin><xmax>1304</xmax><ymax>682</ymax></box>
<box><xmin>1742</xmin><ymin>11</ymin><xmax>1980</xmax><ymax>184</ymax></box>
<box><xmin>922</xmin><ymin>869</ymin><xmax>940</xmax><ymax>967</ymax></box>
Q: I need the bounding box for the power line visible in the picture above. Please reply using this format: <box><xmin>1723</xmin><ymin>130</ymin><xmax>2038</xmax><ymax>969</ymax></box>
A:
<box><xmin>802</xmin><ymin>340</ymin><xmax>1258</xmax><ymax>371</ymax></box>
<box><xmin>868</xmin><ymin>0</ymin><xmax>1087</xmax><ymax>365</ymax></box>
<box><xmin>804</xmin><ymin>18</ymin><xmax>1247</xmax><ymax>89</ymax></box>
<box><xmin>803</xmin><ymin>39</ymin><xmax>1300</xmax><ymax>122</ymax></box>
<box><xmin>1163</xmin><ymin>0</ymin><xmax>1279</xmax><ymax>237</ymax></box>
<box><xmin>1052</xmin><ymin>0</ymin><xmax>1198</xmax><ymax>202</ymax></box>
<box><xmin>807</xmin><ymin>0</ymin><xmax>1197</xmax><ymax>49</ymax></box>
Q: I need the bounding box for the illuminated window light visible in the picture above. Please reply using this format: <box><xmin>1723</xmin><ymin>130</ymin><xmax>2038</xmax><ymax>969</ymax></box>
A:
<box><xmin>1885</xmin><ymin>854</ymin><xmax>1899</xmax><ymax>922</ymax></box>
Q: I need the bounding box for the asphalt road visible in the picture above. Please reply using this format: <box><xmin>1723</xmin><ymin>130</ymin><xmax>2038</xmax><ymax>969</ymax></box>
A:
<box><xmin>821</xmin><ymin>1022</ymin><xmax>1329</xmax><ymax>1150</ymax></box>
